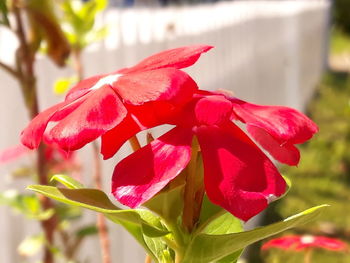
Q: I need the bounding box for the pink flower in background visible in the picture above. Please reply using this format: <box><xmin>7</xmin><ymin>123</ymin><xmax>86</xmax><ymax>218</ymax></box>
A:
<box><xmin>21</xmin><ymin>45</ymin><xmax>212</xmax><ymax>152</ymax></box>
<box><xmin>262</xmin><ymin>235</ymin><xmax>348</xmax><ymax>252</ymax></box>
<box><xmin>0</xmin><ymin>144</ymin><xmax>30</xmax><ymax>164</ymax></box>
<box><xmin>0</xmin><ymin>142</ymin><xmax>79</xmax><ymax>174</ymax></box>
<box><xmin>112</xmin><ymin>91</ymin><xmax>318</xmax><ymax>221</ymax></box>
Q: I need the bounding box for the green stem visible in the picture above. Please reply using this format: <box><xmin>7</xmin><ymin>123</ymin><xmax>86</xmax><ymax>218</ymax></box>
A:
<box><xmin>182</xmin><ymin>137</ymin><xmax>204</xmax><ymax>233</ymax></box>
<box><xmin>162</xmin><ymin>222</ymin><xmax>186</xmax><ymax>262</ymax></box>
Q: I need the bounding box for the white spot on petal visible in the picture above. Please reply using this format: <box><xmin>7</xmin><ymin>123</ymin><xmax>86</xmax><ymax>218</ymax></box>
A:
<box><xmin>301</xmin><ymin>235</ymin><xmax>315</xmax><ymax>244</ymax></box>
<box><xmin>90</xmin><ymin>74</ymin><xmax>122</xmax><ymax>91</ymax></box>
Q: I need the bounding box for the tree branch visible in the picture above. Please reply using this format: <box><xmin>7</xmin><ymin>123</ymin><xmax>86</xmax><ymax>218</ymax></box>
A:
<box><xmin>0</xmin><ymin>61</ymin><xmax>20</xmax><ymax>79</ymax></box>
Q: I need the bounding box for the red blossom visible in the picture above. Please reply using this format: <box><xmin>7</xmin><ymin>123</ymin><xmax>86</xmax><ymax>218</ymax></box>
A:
<box><xmin>262</xmin><ymin>235</ymin><xmax>348</xmax><ymax>252</ymax></box>
<box><xmin>112</xmin><ymin>91</ymin><xmax>318</xmax><ymax>221</ymax></box>
<box><xmin>21</xmin><ymin>45</ymin><xmax>212</xmax><ymax>151</ymax></box>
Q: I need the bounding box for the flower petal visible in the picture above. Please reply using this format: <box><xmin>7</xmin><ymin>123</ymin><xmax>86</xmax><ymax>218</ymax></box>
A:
<box><xmin>194</xmin><ymin>95</ymin><xmax>232</xmax><ymax>126</ymax></box>
<box><xmin>246</xmin><ymin>125</ymin><xmax>300</xmax><ymax>165</ymax></box>
<box><xmin>230</xmin><ymin>98</ymin><xmax>318</xmax><ymax>144</ymax></box>
<box><xmin>21</xmin><ymin>101</ymin><xmax>68</xmax><ymax>149</ymax></box>
<box><xmin>121</xmin><ymin>45</ymin><xmax>213</xmax><ymax>73</ymax></box>
<box><xmin>101</xmin><ymin>101</ymin><xmax>178</xmax><ymax>159</ymax></box>
<box><xmin>196</xmin><ymin>123</ymin><xmax>286</xmax><ymax>221</ymax></box>
<box><xmin>50</xmin><ymin>86</ymin><xmax>127</xmax><ymax>151</ymax></box>
<box><xmin>101</xmin><ymin>114</ymin><xmax>141</xmax><ymax>159</ymax></box>
<box><xmin>262</xmin><ymin>236</ymin><xmax>300</xmax><ymax>251</ymax></box>
<box><xmin>65</xmin><ymin>74</ymin><xmax>104</xmax><ymax>101</ymax></box>
<box><xmin>314</xmin><ymin>236</ymin><xmax>348</xmax><ymax>251</ymax></box>
<box><xmin>113</xmin><ymin>68</ymin><xmax>198</xmax><ymax>105</ymax></box>
<box><xmin>0</xmin><ymin>144</ymin><xmax>31</xmax><ymax>163</ymax></box>
<box><xmin>112</xmin><ymin>127</ymin><xmax>192</xmax><ymax>208</ymax></box>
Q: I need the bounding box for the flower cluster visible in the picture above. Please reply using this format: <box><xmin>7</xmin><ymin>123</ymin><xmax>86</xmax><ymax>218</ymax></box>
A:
<box><xmin>21</xmin><ymin>45</ymin><xmax>317</xmax><ymax>221</ymax></box>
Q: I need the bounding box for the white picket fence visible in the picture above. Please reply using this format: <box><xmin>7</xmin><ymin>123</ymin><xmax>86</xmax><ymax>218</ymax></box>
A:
<box><xmin>0</xmin><ymin>1</ymin><xmax>330</xmax><ymax>262</ymax></box>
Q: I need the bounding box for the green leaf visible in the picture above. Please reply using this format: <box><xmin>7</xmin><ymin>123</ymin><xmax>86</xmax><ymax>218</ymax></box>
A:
<box><xmin>56</xmin><ymin>203</ymin><xmax>82</xmax><ymax>220</ymax></box>
<box><xmin>203</xmin><ymin>212</ymin><xmax>242</xmax><ymax>235</ymax></box>
<box><xmin>201</xmin><ymin>209</ymin><xmax>244</xmax><ymax>263</ymax></box>
<box><xmin>28</xmin><ymin>185</ymin><xmax>168</xmax><ymax>235</ymax></box>
<box><xmin>50</xmin><ymin>174</ymin><xmax>84</xmax><ymax>189</ymax></box>
<box><xmin>143</xmin><ymin>183</ymin><xmax>184</xmax><ymax>223</ymax></box>
<box><xmin>216</xmin><ymin>250</ymin><xmax>242</xmax><ymax>263</ymax></box>
<box><xmin>28</xmin><ymin>185</ymin><xmax>170</xmax><ymax>261</ymax></box>
<box><xmin>137</xmin><ymin>210</ymin><xmax>170</xmax><ymax>238</ymax></box>
<box><xmin>196</xmin><ymin>195</ymin><xmax>225</xmax><ymax>233</ymax></box>
<box><xmin>143</xmin><ymin>235</ymin><xmax>168</xmax><ymax>263</ymax></box>
<box><xmin>182</xmin><ymin>205</ymin><xmax>328</xmax><ymax>263</ymax></box>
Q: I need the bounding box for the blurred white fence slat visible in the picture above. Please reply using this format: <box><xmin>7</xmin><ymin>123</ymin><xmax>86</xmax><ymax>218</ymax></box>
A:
<box><xmin>0</xmin><ymin>1</ymin><xmax>330</xmax><ymax>262</ymax></box>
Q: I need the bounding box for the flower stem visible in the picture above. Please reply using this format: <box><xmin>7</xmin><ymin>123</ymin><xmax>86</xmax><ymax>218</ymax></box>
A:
<box><xmin>129</xmin><ymin>135</ymin><xmax>142</xmax><ymax>151</ymax></box>
<box><xmin>304</xmin><ymin>248</ymin><xmax>313</xmax><ymax>263</ymax></box>
<box><xmin>182</xmin><ymin>138</ymin><xmax>205</xmax><ymax>233</ymax></box>
<box><xmin>145</xmin><ymin>254</ymin><xmax>152</xmax><ymax>263</ymax></box>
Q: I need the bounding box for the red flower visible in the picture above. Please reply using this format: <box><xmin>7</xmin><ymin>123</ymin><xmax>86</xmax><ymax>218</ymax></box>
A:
<box><xmin>262</xmin><ymin>235</ymin><xmax>348</xmax><ymax>252</ymax></box>
<box><xmin>21</xmin><ymin>45</ymin><xmax>212</xmax><ymax>151</ymax></box>
<box><xmin>112</xmin><ymin>91</ymin><xmax>318</xmax><ymax>221</ymax></box>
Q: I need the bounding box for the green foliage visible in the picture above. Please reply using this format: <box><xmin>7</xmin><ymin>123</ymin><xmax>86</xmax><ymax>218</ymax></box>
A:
<box><xmin>0</xmin><ymin>190</ymin><xmax>54</xmax><ymax>220</ymax></box>
<box><xmin>60</xmin><ymin>0</ymin><xmax>108</xmax><ymax>50</ymax></box>
<box><xmin>28</xmin><ymin>182</ymin><xmax>327</xmax><ymax>263</ymax></box>
<box><xmin>330</xmin><ymin>28</ymin><xmax>350</xmax><ymax>55</ymax></box>
<box><xmin>0</xmin><ymin>0</ymin><xmax>9</xmax><ymax>26</ymax></box>
<box><xmin>143</xmin><ymin>182</ymin><xmax>185</xmax><ymax>223</ymax></box>
<box><xmin>50</xmin><ymin>174</ymin><xmax>84</xmax><ymax>189</ymax></box>
<box><xmin>182</xmin><ymin>206</ymin><xmax>327</xmax><ymax>263</ymax></box>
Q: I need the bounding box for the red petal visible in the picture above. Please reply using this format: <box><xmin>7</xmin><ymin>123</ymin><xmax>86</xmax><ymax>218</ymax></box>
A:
<box><xmin>51</xmin><ymin>95</ymin><xmax>88</xmax><ymax>122</ymax></box>
<box><xmin>196</xmin><ymin>123</ymin><xmax>286</xmax><ymax>221</ymax></box>
<box><xmin>112</xmin><ymin>127</ymin><xmax>192</xmax><ymax>208</ymax></box>
<box><xmin>231</xmin><ymin>98</ymin><xmax>318</xmax><ymax>144</ymax></box>
<box><xmin>262</xmin><ymin>236</ymin><xmax>300</xmax><ymax>251</ymax></box>
<box><xmin>314</xmin><ymin>236</ymin><xmax>348</xmax><ymax>251</ymax></box>
<box><xmin>0</xmin><ymin>144</ymin><xmax>31</xmax><ymax>163</ymax></box>
<box><xmin>113</xmin><ymin>68</ymin><xmax>198</xmax><ymax>105</ymax></box>
<box><xmin>65</xmin><ymin>74</ymin><xmax>104</xmax><ymax>101</ymax></box>
<box><xmin>101</xmin><ymin>101</ymin><xmax>178</xmax><ymax>159</ymax></box>
<box><xmin>194</xmin><ymin>95</ymin><xmax>232</xmax><ymax>126</ymax></box>
<box><xmin>101</xmin><ymin>114</ymin><xmax>141</xmax><ymax>159</ymax></box>
<box><xmin>247</xmin><ymin>125</ymin><xmax>300</xmax><ymax>165</ymax></box>
<box><xmin>21</xmin><ymin>101</ymin><xmax>68</xmax><ymax>149</ymax></box>
<box><xmin>121</xmin><ymin>45</ymin><xmax>213</xmax><ymax>73</ymax></box>
<box><xmin>50</xmin><ymin>86</ymin><xmax>127</xmax><ymax>151</ymax></box>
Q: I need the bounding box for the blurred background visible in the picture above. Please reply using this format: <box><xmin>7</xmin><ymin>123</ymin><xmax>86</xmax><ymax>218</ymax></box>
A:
<box><xmin>1</xmin><ymin>0</ymin><xmax>349</xmax><ymax>262</ymax></box>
